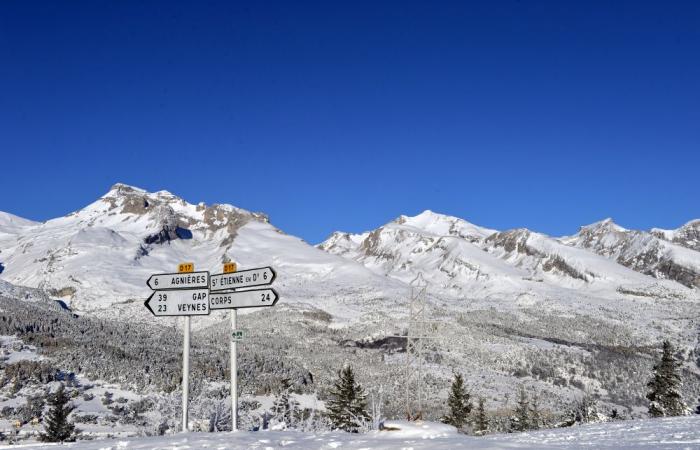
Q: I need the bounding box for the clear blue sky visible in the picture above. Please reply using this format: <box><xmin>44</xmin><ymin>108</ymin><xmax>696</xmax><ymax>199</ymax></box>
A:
<box><xmin>1</xmin><ymin>1</ymin><xmax>698</xmax><ymax>243</ymax></box>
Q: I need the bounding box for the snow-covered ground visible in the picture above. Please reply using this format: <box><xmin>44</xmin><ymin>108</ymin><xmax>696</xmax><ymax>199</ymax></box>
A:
<box><xmin>5</xmin><ymin>417</ymin><xmax>699</xmax><ymax>449</ymax></box>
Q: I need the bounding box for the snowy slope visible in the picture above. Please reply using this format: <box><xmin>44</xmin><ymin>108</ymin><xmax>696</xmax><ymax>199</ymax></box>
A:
<box><xmin>13</xmin><ymin>416</ymin><xmax>700</xmax><ymax>450</ymax></box>
<box><xmin>0</xmin><ymin>211</ymin><xmax>38</xmax><ymax>231</ymax></box>
<box><xmin>0</xmin><ymin>213</ymin><xmax>38</xmax><ymax>265</ymax></box>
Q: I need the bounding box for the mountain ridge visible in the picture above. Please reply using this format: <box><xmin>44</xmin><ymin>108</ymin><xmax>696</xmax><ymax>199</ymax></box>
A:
<box><xmin>320</xmin><ymin>210</ymin><xmax>700</xmax><ymax>295</ymax></box>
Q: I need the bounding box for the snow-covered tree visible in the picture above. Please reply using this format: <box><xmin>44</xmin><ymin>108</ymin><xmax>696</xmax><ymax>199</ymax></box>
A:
<box><xmin>569</xmin><ymin>394</ymin><xmax>602</xmax><ymax>424</ymax></box>
<box><xmin>16</xmin><ymin>394</ymin><xmax>44</xmax><ymax>425</ymax></box>
<box><xmin>647</xmin><ymin>340</ymin><xmax>688</xmax><ymax>417</ymax></box>
<box><xmin>39</xmin><ymin>384</ymin><xmax>77</xmax><ymax>442</ymax></box>
<box><xmin>326</xmin><ymin>365</ymin><xmax>369</xmax><ymax>433</ymax></box>
<box><xmin>369</xmin><ymin>385</ymin><xmax>384</xmax><ymax>430</ymax></box>
<box><xmin>204</xmin><ymin>398</ymin><xmax>231</xmax><ymax>432</ymax></box>
<box><xmin>270</xmin><ymin>379</ymin><xmax>300</xmax><ymax>429</ymax></box>
<box><xmin>102</xmin><ymin>391</ymin><xmax>114</xmax><ymax>406</ymax></box>
<box><xmin>511</xmin><ymin>385</ymin><xmax>529</xmax><ymax>432</ymax></box>
<box><xmin>474</xmin><ymin>397</ymin><xmax>488</xmax><ymax>435</ymax></box>
<box><xmin>442</xmin><ymin>373</ymin><xmax>471</xmax><ymax>430</ymax></box>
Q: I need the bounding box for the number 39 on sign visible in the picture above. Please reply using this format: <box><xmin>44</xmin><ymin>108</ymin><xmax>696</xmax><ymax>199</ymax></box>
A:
<box><xmin>156</xmin><ymin>292</ymin><xmax>168</xmax><ymax>313</ymax></box>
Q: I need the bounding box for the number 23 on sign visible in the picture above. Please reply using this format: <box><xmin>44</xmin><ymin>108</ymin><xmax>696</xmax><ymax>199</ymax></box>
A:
<box><xmin>157</xmin><ymin>292</ymin><xmax>167</xmax><ymax>312</ymax></box>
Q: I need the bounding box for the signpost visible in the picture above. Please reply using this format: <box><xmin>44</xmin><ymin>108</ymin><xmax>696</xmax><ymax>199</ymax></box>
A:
<box><xmin>210</xmin><ymin>266</ymin><xmax>276</xmax><ymax>291</ymax></box>
<box><xmin>209</xmin><ymin>265</ymin><xmax>277</xmax><ymax>432</ymax></box>
<box><xmin>146</xmin><ymin>271</ymin><xmax>209</xmax><ymax>290</ymax></box>
<box><xmin>145</xmin><ymin>264</ymin><xmax>210</xmax><ymax>432</ymax></box>
<box><xmin>144</xmin><ymin>289</ymin><xmax>210</xmax><ymax>316</ymax></box>
<box><xmin>209</xmin><ymin>288</ymin><xmax>279</xmax><ymax>309</ymax></box>
<box><xmin>144</xmin><ymin>260</ymin><xmax>278</xmax><ymax>434</ymax></box>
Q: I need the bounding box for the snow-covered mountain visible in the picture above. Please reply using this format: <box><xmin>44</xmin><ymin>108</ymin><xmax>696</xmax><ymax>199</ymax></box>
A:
<box><xmin>319</xmin><ymin>211</ymin><xmax>525</xmax><ymax>294</ymax></box>
<box><xmin>562</xmin><ymin>219</ymin><xmax>700</xmax><ymax>289</ymax></box>
<box><xmin>0</xmin><ymin>183</ymin><xmax>405</xmax><ymax>318</ymax></box>
<box><xmin>319</xmin><ymin>210</ymin><xmax>698</xmax><ymax>300</ymax></box>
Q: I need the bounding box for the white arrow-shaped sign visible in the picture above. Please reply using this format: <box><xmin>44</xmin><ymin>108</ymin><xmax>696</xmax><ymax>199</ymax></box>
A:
<box><xmin>209</xmin><ymin>288</ymin><xmax>279</xmax><ymax>310</ymax></box>
<box><xmin>145</xmin><ymin>288</ymin><xmax>211</xmax><ymax>316</ymax></box>
<box><xmin>147</xmin><ymin>271</ymin><xmax>209</xmax><ymax>290</ymax></box>
<box><xmin>210</xmin><ymin>267</ymin><xmax>276</xmax><ymax>291</ymax></box>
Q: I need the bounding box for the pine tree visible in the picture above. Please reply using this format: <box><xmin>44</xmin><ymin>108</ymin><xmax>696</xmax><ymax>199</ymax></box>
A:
<box><xmin>474</xmin><ymin>397</ymin><xmax>488</xmax><ymax>434</ymax></box>
<box><xmin>570</xmin><ymin>395</ymin><xmax>599</xmax><ymax>424</ymax></box>
<box><xmin>512</xmin><ymin>385</ymin><xmax>529</xmax><ymax>432</ymax></box>
<box><xmin>442</xmin><ymin>373</ymin><xmax>472</xmax><ymax>429</ymax></box>
<box><xmin>39</xmin><ymin>384</ymin><xmax>76</xmax><ymax>443</ymax></box>
<box><xmin>271</xmin><ymin>379</ymin><xmax>299</xmax><ymax>428</ymax></box>
<box><xmin>326</xmin><ymin>365</ymin><xmax>369</xmax><ymax>432</ymax></box>
<box><xmin>647</xmin><ymin>340</ymin><xmax>688</xmax><ymax>417</ymax></box>
<box><xmin>694</xmin><ymin>396</ymin><xmax>700</xmax><ymax>415</ymax></box>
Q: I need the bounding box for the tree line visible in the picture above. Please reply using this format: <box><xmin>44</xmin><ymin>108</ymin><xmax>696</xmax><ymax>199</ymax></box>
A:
<box><xmin>440</xmin><ymin>339</ymin><xmax>698</xmax><ymax>435</ymax></box>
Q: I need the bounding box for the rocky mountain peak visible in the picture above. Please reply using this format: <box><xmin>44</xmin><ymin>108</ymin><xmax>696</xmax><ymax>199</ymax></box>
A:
<box><xmin>651</xmin><ymin>219</ymin><xmax>700</xmax><ymax>252</ymax></box>
<box><xmin>97</xmin><ymin>183</ymin><xmax>269</xmax><ymax>230</ymax></box>
<box><xmin>578</xmin><ymin>218</ymin><xmax>627</xmax><ymax>234</ymax></box>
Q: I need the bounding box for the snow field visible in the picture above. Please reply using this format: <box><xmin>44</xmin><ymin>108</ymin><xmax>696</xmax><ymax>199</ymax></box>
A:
<box><xmin>5</xmin><ymin>416</ymin><xmax>699</xmax><ymax>450</ymax></box>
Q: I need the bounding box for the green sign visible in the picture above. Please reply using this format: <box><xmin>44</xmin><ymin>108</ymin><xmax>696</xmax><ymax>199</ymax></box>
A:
<box><xmin>231</xmin><ymin>329</ymin><xmax>246</xmax><ymax>342</ymax></box>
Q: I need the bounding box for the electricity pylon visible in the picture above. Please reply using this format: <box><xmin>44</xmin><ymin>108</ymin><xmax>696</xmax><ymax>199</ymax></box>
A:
<box><xmin>404</xmin><ymin>272</ymin><xmax>440</xmax><ymax>420</ymax></box>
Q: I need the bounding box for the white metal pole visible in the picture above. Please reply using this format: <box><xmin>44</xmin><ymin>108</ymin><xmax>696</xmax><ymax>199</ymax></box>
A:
<box><xmin>182</xmin><ymin>316</ymin><xmax>191</xmax><ymax>432</ymax></box>
<box><xmin>231</xmin><ymin>309</ymin><xmax>238</xmax><ymax>431</ymax></box>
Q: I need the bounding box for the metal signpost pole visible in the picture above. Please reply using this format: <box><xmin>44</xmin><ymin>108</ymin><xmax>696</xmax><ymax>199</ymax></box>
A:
<box><xmin>222</xmin><ymin>262</ymin><xmax>239</xmax><ymax>432</ymax></box>
<box><xmin>210</xmin><ymin>263</ymin><xmax>278</xmax><ymax>431</ymax></box>
<box><xmin>231</xmin><ymin>308</ymin><xmax>238</xmax><ymax>431</ymax></box>
<box><xmin>177</xmin><ymin>262</ymin><xmax>195</xmax><ymax>433</ymax></box>
<box><xmin>182</xmin><ymin>315</ymin><xmax>190</xmax><ymax>432</ymax></box>
<box><xmin>145</xmin><ymin>262</ymin><xmax>212</xmax><ymax>434</ymax></box>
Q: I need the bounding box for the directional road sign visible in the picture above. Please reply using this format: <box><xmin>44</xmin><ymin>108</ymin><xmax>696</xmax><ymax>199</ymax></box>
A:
<box><xmin>209</xmin><ymin>288</ymin><xmax>279</xmax><ymax>310</ymax></box>
<box><xmin>145</xmin><ymin>288</ymin><xmax>211</xmax><ymax>316</ymax></box>
<box><xmin>147</xmin><ymin>271</ymin><xmax>209</xmax><ymax>290</ymax></box>
<box><xmin>210</xmin><ymin>267</ymin><xmax>276</xmax><ymax>291</ymax></box>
